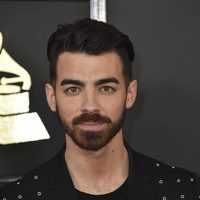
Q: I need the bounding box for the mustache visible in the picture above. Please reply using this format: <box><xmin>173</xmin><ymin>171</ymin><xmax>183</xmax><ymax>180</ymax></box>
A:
<box><xmin>72</xmin><ymin>112</ymin><xmax>112</xmax><ymax>125</ymax></box>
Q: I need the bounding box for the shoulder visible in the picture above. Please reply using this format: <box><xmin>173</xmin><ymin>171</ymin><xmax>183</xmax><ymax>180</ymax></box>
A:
<box><xmin>133</xmin><ymin>149</ymin><xmax>200</xmax><ymax>198</ymax></box>
<box><xmin>0</xmin><ymin>152</ymin><xmax>58</xmax><ymax>200</ymax></box>
<box><xmin>133</xmin><ymin>150</ymin><xmax>196</xmax><ymax>178</ymax></box>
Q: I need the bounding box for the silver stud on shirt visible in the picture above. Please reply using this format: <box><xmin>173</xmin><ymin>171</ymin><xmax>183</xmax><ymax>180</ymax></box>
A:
<box><xmin>172</xmin><ymin>166</ymin><xmax>175</xmax><ymax>169</ymax></box>
<box><xmin>18</xmin><ymin>195</ymin><xmax>22</xmax><ymax>199</ymax></box>
<box><xmin>34</xmin><ymin>175</ymin><xmax>38</xmax><ymax>180</ymax></box>
<box><xmin>156</xmin><ymin>163</ymin><xmax>160</xmax><ymax>167</ymax></box>
<box><xmin>159</xmin><ymin>179</ymin><xmax>164</xmax><ymax>184</ymax></box>
<box><xmin>177</xmin><ymin>179</ymin><xmax>181</xmax><ymax>183</ymax></box>
<box><xmin>37</xmin><ymin>192</ymin><xmax>42</xmax><ymax>196</ymax></box>
<box><xmin>180</xmin><ymin>194</ymin><xmax>185</xmax><ymax>199</ymax></box>
<box><xmin>190</xmin><ymin>178</ymin><xmax>194</xmax><ymax>182</ymax></box>
<box><xmin>17</xmin><ymin>181</ymin><xmax>20</xmax><ymax>185</ymax></box>
<box><xmin>162</xmin><ymin>196</ymin><xmax>167</xmax><ymax>200</ymax></box>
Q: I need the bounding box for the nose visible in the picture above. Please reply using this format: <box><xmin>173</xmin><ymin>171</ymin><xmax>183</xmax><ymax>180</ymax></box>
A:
<box><xmin>81</xmin><ymin>90</ymin><xmax>99</xmax><ymax>113</ymax></box>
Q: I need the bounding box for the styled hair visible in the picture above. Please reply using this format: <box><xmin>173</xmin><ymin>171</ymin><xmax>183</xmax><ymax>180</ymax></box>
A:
<box><xmin>47</xmin><ymin>18</ymin><xmax>135</xmax><ymax>86</ymax></box>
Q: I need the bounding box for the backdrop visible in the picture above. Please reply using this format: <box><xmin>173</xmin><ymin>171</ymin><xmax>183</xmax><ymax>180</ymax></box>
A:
<box><xmin>0</xmin><ymin>0</ymin><xmax>89</xmax><ymax>177</ymax></box>
<box><xmin>107</xmin><ymin>0</ymin><xmax>200</xmax><ymax>174</ymax></box>
<box><xmin>0</xmin><ymin>0</ymin><xmax>200</xmax><ymax>180</ymax></box>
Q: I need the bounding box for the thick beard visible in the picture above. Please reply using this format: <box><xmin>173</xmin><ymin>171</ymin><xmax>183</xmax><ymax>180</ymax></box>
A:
<box><xmin>57</xmin><ymin>110</ymin><xmax>126</xmax><ymax>151</ymax></box>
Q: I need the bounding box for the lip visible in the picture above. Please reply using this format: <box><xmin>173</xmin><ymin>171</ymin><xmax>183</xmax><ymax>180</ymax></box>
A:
<box><xmin>78</xmin><ymin>122</ymin><xmax>103</xmax><ymax>131</ymax></box>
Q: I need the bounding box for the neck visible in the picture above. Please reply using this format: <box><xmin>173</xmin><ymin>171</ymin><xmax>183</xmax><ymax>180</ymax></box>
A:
<box><xmin>64</xmin><ymin>132</ymin><xmax>129</xmax><ymax>195</ymax></box>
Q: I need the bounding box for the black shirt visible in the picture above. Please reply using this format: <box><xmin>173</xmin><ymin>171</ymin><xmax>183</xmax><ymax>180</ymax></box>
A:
<box><xmin>1</xmin><ymin>142</ymin><xmax>200</xmax><ymax>199</ymax></box>
<box><xmin>76</xmin><ymin>178</ymin><xmax>128</xmax><ymax>200</ymax></box>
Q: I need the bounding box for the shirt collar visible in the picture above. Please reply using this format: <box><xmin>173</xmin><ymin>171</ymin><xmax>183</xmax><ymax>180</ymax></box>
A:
<box><xmin>47</xmin><ymin>142</ymin><xmax>155</xmax><ymax>200</ymax></box>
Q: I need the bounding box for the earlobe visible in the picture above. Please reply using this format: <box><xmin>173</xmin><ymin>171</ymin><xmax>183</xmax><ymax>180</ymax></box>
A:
<box><xmin>45</xmin><ymin>83</ymin><xmax>57</xmax><ymax>112</ymax></box>
<box><xmin>126</xmin><ymin>80</ymin><xmax>137</xmax><ymax>109</ymax></box>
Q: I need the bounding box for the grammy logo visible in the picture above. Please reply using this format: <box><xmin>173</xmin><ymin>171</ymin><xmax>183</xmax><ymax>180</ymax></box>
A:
<box><xmin>0</xmin><ymin>32</ymin><xmax>50</xmax><ymax>144</ymax></box>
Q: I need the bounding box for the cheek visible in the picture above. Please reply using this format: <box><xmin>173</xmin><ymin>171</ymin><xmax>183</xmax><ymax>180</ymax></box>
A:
<box><xmin>100</xmin><ymin>95</ymin><xmax>126</xmax><ymax>118</ymax></box>
<box><xmin>55</xmin><ymin>95</ymin><xmax>81</xmax><ymax>120</ymax></box>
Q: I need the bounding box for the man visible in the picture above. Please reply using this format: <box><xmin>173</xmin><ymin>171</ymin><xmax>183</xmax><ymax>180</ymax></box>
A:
<box><xmin>0</xmin><ymin>18</ymin><xmax>200</xmax><ymax>200</ymax></box>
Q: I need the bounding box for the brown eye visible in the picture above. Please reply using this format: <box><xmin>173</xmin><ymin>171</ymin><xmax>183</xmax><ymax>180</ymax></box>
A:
<box><xmin>99</xmin><ymin>86</ymin><xmax>116</xmax><ymax>94</ymax></box>
<box><xmin>65</xmin><ymin>87</ymin><xmax>81</xmax><ymax>95</ymax></box>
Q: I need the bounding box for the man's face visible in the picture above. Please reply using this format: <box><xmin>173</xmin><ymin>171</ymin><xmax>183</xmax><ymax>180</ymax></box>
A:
<box><xmin>46</xmin><ymin>51</ymin><xmax>137</xmax><ymax>151</ymax></box>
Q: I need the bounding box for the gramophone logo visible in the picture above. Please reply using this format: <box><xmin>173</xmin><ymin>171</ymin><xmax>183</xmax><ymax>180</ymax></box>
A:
<box><xmin>0</xmin><ymin>32</ymin><xmax>50</xmax><ymax>144</ymax></box>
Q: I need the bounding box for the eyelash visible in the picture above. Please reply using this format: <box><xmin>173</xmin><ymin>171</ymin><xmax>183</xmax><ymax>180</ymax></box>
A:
<box><xmin>64</xmin><ymin>87</ymin><xmax>81</xmax><ymax>95</ymax></box>
<box><xmin>99</xmin><ymin>86</ymin><xmax>116</xmax><ymax>94</ymax></box>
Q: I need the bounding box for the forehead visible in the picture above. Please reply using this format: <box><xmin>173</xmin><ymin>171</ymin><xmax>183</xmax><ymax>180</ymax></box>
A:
<box><xmin>56</xmin><ymin>51</ymin><xmax>124</xmax><ymax>82</ymax></box>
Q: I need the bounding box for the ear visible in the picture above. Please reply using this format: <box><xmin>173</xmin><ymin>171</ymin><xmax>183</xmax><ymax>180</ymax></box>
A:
<box><xmin>45</xmin><ymin>83</ymin><xmax>57</xmax><ymax>112</ymax></box>
<box><xmin>126</xmin><ymin>80</ymin><xmax>137</xmax><ymax>109</ymax></box>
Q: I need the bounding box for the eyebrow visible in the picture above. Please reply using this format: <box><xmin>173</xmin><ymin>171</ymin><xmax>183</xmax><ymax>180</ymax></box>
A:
<box><xmin>61</xmin><ymin>79</ymin><xmax>84</xmax><ymax>86</ymax></box>
<box><xmin>60</xmin><ymin>77</ymin><xmax>119</xmax><ymax>87</ymax></box>
<box><xmin>95</xmin><ymin>77</ymin><xmax>119</xmax><ymax>86</ymax></box>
